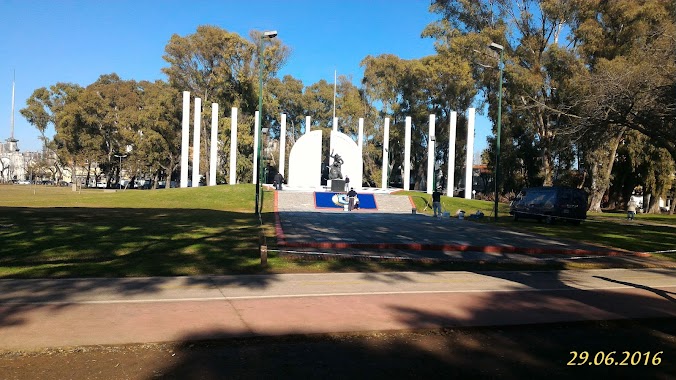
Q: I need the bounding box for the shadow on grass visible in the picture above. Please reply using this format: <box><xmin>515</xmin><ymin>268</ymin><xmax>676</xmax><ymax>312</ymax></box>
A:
<box><xmin>0</xmin><ymin>206</ymin><xmax>289</xmax><ymax>327</ymax></box>
<box><xmin>0</xmin><ymin>207</ymin><xmax>266</xmax><ymax>278</ymax></box>
<box><xmin>503</xmin><ymin>217</ymin><xmax>676</xmax><ymax>254</ymax></box>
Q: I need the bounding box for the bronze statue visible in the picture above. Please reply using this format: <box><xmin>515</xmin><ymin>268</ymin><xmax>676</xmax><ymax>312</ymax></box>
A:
<box><xmin>329</xmin><ymin>152</ymin><xmax>344</xmax><ymax>180</ymax></box>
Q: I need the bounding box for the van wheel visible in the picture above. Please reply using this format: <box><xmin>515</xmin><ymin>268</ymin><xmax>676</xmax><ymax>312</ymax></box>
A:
<box><xmin>571</xmin><ymin>219</ymin><xmax>581</xmax><ymax>226</ymax></box>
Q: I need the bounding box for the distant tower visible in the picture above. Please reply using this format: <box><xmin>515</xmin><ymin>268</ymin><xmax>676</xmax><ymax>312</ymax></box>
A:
<box><xmin>6</xmin><ymin>70</ymin><xmax>19</xmax><ymax>152</ymax></box>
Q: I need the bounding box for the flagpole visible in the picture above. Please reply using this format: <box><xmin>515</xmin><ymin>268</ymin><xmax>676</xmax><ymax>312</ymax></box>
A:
<box><xmin>333</xmin><ymin>69</ymin><xmax>336</xmax><ymax>120</ymax></box>
<box><xmin>10</xmin><ymin>70</ymin><xmax>15</xmax><ymax>140</ymax></box>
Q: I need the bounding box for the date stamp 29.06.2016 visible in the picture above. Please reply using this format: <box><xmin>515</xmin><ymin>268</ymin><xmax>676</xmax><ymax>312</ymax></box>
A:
<box><xmin>567</xmin><ymin>351</ymin><xmax>663</xmax><ymax>366</ymax></box>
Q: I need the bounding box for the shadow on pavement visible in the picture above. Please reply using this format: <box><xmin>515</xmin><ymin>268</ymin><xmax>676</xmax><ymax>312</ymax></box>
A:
<box><xmin>152</xmin><ymin>319</ymin><xmax>675</xmax><ymax>380</ymax></box>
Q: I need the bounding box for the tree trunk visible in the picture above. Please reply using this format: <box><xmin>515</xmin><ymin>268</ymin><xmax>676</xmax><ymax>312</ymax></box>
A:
<box><xmin>72</xmin><ymin>160</ymin><xmax>77</xmax><ymax>189</ymax></box>
<box><xmin>152</xmin><ymin>170</ymin><xmax>159</xmax><ymax>190</ymax></box>
<box><xmin>588</xmin><ymin>128</ymin><xmax>625</xmax><ymax>212</ymax></box>
<box><xmin>541</xmin><ymin>146</ymin><xmax>553</xmax><ymax>186</ymax></box>
<box><xmin>85</xmin><ymin>162</ymin><xmax>91</xmax><ymax>188</ymax></box>
<box><xmin>537</xmin><ymin>109</ymin><xmax>555</xmax><ymax>186</ymax></box>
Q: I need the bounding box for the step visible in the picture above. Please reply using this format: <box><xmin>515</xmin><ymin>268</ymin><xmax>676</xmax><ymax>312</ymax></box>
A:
<box><xmin>276</xmin><ymin>191</ymin><xmax>413</xmax><ymax>214</ymax></box>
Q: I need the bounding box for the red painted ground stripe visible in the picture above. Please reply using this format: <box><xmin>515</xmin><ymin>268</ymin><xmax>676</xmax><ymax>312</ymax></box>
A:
<box><xmin>408</xmin><ymin>195</ymin><xmax>416</xmax><ymax>208</ymax></box>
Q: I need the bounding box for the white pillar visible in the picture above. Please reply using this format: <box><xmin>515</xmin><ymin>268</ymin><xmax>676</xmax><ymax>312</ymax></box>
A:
<box><xmin>447</xmin><ymin>111</ymin><xmax>457</xmax><ymax>197</ymax></box>
<box><xmin>381</xmin><ymin>117</ymin><xmax>390</xmax><ymax>190</ymax></box>
<box><xmin>358</xmin><ymin>117</ymin><xmax>364</xmax><ymax>154</ymax></box>
<box><xmin>229</xmin><ymin>107</ymin><xmax>238</xmax><ymax>185</ymax></box>
<box><xmin>464</xmin><ymin>108</ymin><xmax>475</xmax><ymax>199</ymax></box>
<box><xmin>280</xmin><ymin>113</ymin><xmax>287</xmax><ymax>178</ymax></box>
<box><xmin>305</xmin><ymin>115</ymin><xmax>311</xmax><ymax>135</ymax></box>
<box><xmin>253</xmin><ymin>110</ymin><xmax>259</xmax><ymax>184</ymax></box>
<box><xmin>403</xmin><ymin>116</ymin><xmax>412</xmax><ymax>191</ymax></box>
<box><xmin>426</xmin><ymin>114</ymin><xmax>435</xmax><ymax>194</ymax></box>
<box><xmin>180</xmin><ymin>91</ymin><xmax>190</xmax><ymax>188</ymax></box>
<box><xmin>191</xmin><ymin>98</ymin><xmax>202</xmax><ymax>187</ymax></box>
<box><xmin>356</xmin><ymin>117</ymin><xmax>364</xmax><ymax>186</ymax></box>
<box><xmin>209</xmin><ymin>103</ymin><xmax>218</xmax><ymax>186</ymax></box>
<box><xmin>333</xmin><ymin>117</ymin><xmax>338</xmax><ymax>132</ymax></box>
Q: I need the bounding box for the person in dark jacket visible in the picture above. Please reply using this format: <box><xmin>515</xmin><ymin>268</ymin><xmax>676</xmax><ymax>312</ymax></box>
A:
<box><xmin>432</xmin><ymin>189</ymin><xmax>442</xmax><ymax>217</ymax></box>
<box><xmin>347</xmin><ymin>187</ymin><xmax>357</xmax><ymax>211</ymax></box>
<box><xmin>274</xmin><ymin>172</ymin><xmax>284</xmax><ymax>190</ymax></box>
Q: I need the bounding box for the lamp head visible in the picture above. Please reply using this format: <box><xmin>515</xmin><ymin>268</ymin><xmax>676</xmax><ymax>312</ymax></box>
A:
<box><xmin>489</xmin><ymin>42</ymin><xmax>504</xmax><ymax>52</ymax></box>
<box><xmin>263</xmin><ymin>30</ymin><xmax>278</xmax><ymax>39</ymax></box>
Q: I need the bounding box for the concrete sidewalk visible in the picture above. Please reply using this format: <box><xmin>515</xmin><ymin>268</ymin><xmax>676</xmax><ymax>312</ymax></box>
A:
<box><xmin>1</xmin><ymin>269</ymin><xmax>675</xmax><ymax>351</ymax></box>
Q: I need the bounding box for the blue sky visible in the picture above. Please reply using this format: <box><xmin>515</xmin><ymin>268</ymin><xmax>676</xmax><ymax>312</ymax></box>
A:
<box><xmin>1</xmin><ymin>0</ymin><xmax>491</xmax><ymax>155</ymax></box>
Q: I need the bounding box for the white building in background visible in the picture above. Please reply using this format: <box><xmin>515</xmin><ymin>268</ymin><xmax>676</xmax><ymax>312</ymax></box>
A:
<box><xmin>2</xmin><ymin>74</ymin><xmax>47</xmax><ymax>183</ymax></box>
<box><xmin>0</xmin><ymin>138</ymin><xmax>30</xmax><ymax>182</ymax></box>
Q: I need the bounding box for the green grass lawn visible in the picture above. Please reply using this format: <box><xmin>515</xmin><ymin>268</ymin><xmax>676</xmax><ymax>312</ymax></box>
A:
<box><xmin>1</xmin><ymin>185</ymin><xmax>674</xmax><ymax>279</ymax></box>
<box><xmin>405</xmin><ymin>190</ymin><xmax>676</xmax><ymax>260</ymax></box>
<box><xmin>0</xmin><ymin>184</ymin><xmax>271</xmax><ymax>278</ymax></box>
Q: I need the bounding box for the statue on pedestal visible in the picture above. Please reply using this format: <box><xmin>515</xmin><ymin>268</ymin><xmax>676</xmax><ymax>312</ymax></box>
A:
<box><xmin>329</xmin><ymin>152</ymin><xmax>344</xmax><ymax>180</ymax></box>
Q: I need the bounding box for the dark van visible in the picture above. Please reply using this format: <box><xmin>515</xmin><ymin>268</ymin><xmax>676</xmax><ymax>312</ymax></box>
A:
<box><xmin>509</xmin><ymin>186</ymin><xmax>588</xmax><ymax>224</ymax></box>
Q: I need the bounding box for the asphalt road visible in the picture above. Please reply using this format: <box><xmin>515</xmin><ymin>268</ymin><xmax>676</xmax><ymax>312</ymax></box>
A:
<box><xmin>1</xmin><ymin>269</ymin><xmax>675</xmax><ymax>351</ymax></box>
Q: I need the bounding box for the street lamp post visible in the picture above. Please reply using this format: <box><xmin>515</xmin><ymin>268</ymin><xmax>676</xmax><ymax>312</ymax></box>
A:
<box><xmin>261</xmin><ymin>126</ymin><xmax>269</xmax><ymax>206</ymax></box>
<box><xmin>114</xmin><ymin>154</ymin><xmax>127</xmax><ymax>189</ymax></box>
<box><xmin>430</xmin><ymin>135</ymin><xmax>437</xmax><ymax>190</ymax></box>
<box><xmin>489</xmin><ymin>42</ymin><xmax>504</xmax><ymax>222</ymax></box>
<box><xmin>255</xmin><ymin>30</ymin><xmax>278</xmax><ymax>215</ymax></box>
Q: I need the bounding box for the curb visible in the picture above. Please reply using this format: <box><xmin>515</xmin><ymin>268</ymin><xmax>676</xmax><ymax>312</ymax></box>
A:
<box><xmin>275</xmin><ymin>241</ymin><xmax>649</xmax><ymax>257</ymax></box>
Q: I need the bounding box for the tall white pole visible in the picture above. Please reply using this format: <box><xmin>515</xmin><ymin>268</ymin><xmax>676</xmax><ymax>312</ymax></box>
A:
<box><xmin>305</xmin><ymin>115</ymin><xmax>311</xmax><ymax>135</ymax></box>
<box><xmin>253</xmin><ymin>110</ymin><xmax>259</xmax><ymax>184</ymax></box>
<box><xmin>358</xmin><ymin>117</ymin><xmax>364</xmax><ymax>184</ymax></box>
<box><xmin>180</xmin><ymin>91</ymin><xmax>190</xmax><ymax>188</ymax></box>
<box><xmin>229</xmin><ymin>107</ymin><xmax>238</xmax><ymax>185</ymax></box>
<box><xmin>404</xmin><ymin>116</ymin><xmax>412</xmax><ymax>191</ymax></box>
<box><xmin>333</xmin><ymin>117</ymin><xmax>338</xmax><ymax>132</ymax></box>
<box><xmin>280</xmin><ymin>113</ymin><xmax>287</xmax><ymax>178</ymax></box>
<box><xmin>209</xmin><ymin>103</ymin><xmax>218</xmax><ymax>186</ymax></box>
<box><xmin>10</xmin><ymin>71</ymin><xmax>15</xmax><ymax>139</ymax></box>
<box><xmin>333</xmin><ymin>69</ymin><xmax>337</xmax><ymax>120</ymax></box>
<box><xmin>447</xmin><ymin>111</ymin><xmax>457</xmax><ymax>197</ymax></box>
<box><xmin>426</xmin><ymin>114</ymin><xmax>435</xmax><ymax>194</ymax></box>
<box><xmin>464</xmin><ymin>108</ymin><xmax>475</xmax><ymax>199</ymax></box>
<box><xmin>381</xmin><ymin>117</ymin><xmax>390</xmax><ymax>190</ymax></box>
<box><xmin>191</xmin><ymin>98</ymin><xmax>202</xmax><ymax>187</ymax></box>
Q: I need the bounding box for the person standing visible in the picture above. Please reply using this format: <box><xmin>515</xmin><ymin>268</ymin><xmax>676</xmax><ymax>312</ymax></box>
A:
<box><xmin>627</xmin><ymin>198</ymin><xmax>637</xmax><ymax>220</ymax></box>
<box><xmin>345</xmin><ymin>176</ymin><xmax>350</xmax><ymax>191</ymax></box>
<box><xmin>347</xmin><ymin>187</ymin><xmax>358</xmax><ymax>211</ymax></box>
<box><xmin>274</xmin><ymin>172</ymin><xmax>283</xmax><ymax>190</ymax></box>
<box><xmin>432</xmin><ymin>189</ymin><xmax>442</xmax><ymax>217</ymax></box>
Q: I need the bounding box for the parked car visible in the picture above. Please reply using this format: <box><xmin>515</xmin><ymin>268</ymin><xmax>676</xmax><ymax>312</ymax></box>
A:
<box><xmin>509</xmin><ymin>186</ymin><xmax>588</xmax><ymax>224</ymax></box>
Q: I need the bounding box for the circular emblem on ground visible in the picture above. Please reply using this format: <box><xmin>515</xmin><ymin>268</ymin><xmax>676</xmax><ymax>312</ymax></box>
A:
<box><xmin>332</xmin><ymin>193</ymin><xmax>348</xmax><ymax>206</ymax></box>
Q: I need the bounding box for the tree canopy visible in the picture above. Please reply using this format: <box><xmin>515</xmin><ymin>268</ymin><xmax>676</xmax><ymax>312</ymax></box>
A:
<box><xmin>20</xmin><ymin>6</ymin><xmax>676</xmax><ymax>213</ymax></box>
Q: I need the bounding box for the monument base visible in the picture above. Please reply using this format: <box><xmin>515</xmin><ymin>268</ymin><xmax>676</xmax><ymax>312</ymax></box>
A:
<box><xmin>329</xmin><ymin>179</ymin><xmax>346</xmax><ymax>192</ymax></box>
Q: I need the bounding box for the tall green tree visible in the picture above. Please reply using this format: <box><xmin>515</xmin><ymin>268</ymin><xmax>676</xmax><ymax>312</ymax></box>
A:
<box><xmin>571</xmin><ymin>0</ymin><xmax>676</xmax><ymax>212</ymax></box>
<box><xmin>425</xmin><ymin>0</ymin><xmax>582</xmax><ymax>193</ymax></box>
<box><xmin>130</xmin><ymin>80</ymin><xmax>183</xmax><ymax>188</ymax></box>
<box><xmin>361</xmin><ymin>51</ymin><xmax>475</xmax><ymax>190</ymax></box>
<box><xmin>162</xmin><ymin>25</ymin><xmax>290</xmax><ymax>185</ymax></box>
<box><xmin>21</xmin><ymin>83</ymin><xmax>84</xmax><ymax>182</ymax></box>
